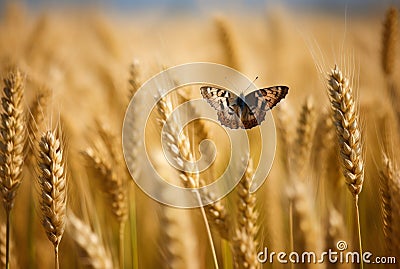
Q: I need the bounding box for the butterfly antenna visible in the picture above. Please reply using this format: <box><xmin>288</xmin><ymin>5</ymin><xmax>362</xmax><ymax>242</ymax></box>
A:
<box><xmin>243</xmin><ymin>76</ymin><xmax>258</xmax><ymax>93</ymax></box>
<box><xmin>224</xmin><ymin>76</ymin><xmax>258</xmax><ymax>94</ymax></box>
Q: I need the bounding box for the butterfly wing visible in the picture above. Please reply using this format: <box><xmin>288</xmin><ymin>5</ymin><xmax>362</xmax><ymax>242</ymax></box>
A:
<box><xmin>201</xmin><ymin>85</ymin><xmax>289</xmax><ymax>129</ymax></box>
<box><xmin>246</xmin><ymin>86</ymin><xmax>289</xmax><ymax>111</ymax></box>
<box><xmin>200</xmin><ymin>86</ymin><xmax>244</xmax><ymax>129</ymax></box>
<box><xmin>200</xmin><ymin>86</ymin><xmax>235</xmax><ymax>110</ymax></box>
<box><xmin>242</xmin><ymin>86</ymin><xmax>288</xmax><ymax>126</ymax></box>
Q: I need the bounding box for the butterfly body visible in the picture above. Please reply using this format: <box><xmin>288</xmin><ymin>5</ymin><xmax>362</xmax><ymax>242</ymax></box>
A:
<box><xmin>201</xmin><ymin>85</ymin><xmax>288</xmax><ymax>129</ymax></box>
<box><xmin>237</xmin><ymin>93</ymin><xmax>246</xmax><ymax>110</ymax></box>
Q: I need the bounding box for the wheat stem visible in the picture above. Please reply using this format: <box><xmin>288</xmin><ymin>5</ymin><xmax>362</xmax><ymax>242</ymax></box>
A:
<box><xmin>5</xmin><ymin>211</ymin><xmax>10</xmax><ymax>269</ymax></box>
<box><xmin>55</xmin><ymin>245</ymin><xmax>59</xmax><ymax>269</ymax></box>
<box><xmin>196</xmin><ymin>191</ymin><xmax>219</xmax><ymax>269</ymax></box>
<box><xmin>355</xmin><ymin>195</ymin><xmax>363</xmax><ymax>269</ymax></box>
<box><xmin>129</xmin><ymin>189</ymin><xmax>139</xmax><ymax>269</ymax></box>
<box><xmin>119</xmin><ymin>222</ymin><xmax>125</xmax><ymax>269</ymax></box>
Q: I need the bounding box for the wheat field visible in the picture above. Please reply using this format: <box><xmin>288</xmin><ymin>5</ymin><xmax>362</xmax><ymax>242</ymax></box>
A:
<box><xmin>0</xmin><ymin>1</ymin><xmax>399</xmax><ymax>269</ymax></box>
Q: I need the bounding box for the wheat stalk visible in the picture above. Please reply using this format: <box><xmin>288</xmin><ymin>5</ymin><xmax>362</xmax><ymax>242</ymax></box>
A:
<box><xmin>231</xmin><ymin>158</ymin><xmax>259</xmax><ymax>269</ymax></box>
<box><xmin>95</xmin><ymin>121</ymin><xmax>129</xmax><ymax>269</ymax></box>
<box><xmin>82</xmin><ymin>148</ymin><xmax>127</xmax><ymax>223</ymax></box>
<box><xmin>0</xmin><ymin>69</ymin><xmax>26</xmax><ymax>269</ymax></box>
<box><xmin>0</xmin><ymin>224</ymin><xmax>18</xmax><ymax>269</ymax></box>
<box><xmin>327</xmin><ymin>65</ymin><xmax>364</xmax><ymax>268</ymax></box>
<box><xmin>293</xmin><ymin>96</ymin><xmax>315</xmax><ymax>174</ymax></box>
<box><xmin>379</xmin><ymin>153</ymin><xmax>400</xmax><ymax>256</ymax></box>
<box><xmin>153</xmin><ymin>106</ymin><xmax>200</xmax><ymax>269</ymax></box>
<box><xmin>128</xmin><ymin>60</ymin><xmax>141</xmax><ymax>101</ymax></box>
<box><xmin>312</xmin><ymin>110</ymin><xmax>344</xmax><ymax>210</ymax></box>
<box><xmin>275</xmin><ymin>104</ymin><xmax>293</xmax><ymax>175</ymax></box>
<box><xmin>94</xmin><ymin>121</ymin><xmax>124</xmax><ymax>168</ymax></box>
<box><xmin>28</xmin><ymin>88</ymin><xmax>50</xmax><ymax>140</ymax></box>
<box><xmin>82</xmin><ymin>144</ymin><xmax>127</xmax><ymax>269</ymax></box>
<box><xmin>0</xmin><ymin>70</ymin><xmax>25</xmax><ymax>212</ymax></box>
<box><xmin>288</xmin><ymin>181</ymin><xmax>321</xmax><ymax>269</ymax></box>
<box><xmin>214</xmin><ymin>16</ymin><xmax>241</xmax><ymax>71</ymax></box>
<box><xmin>175</xmin><ymin>90</ymin><xmax>231</xmax><ymax>239</ymax></box>
<box><xmin>157</xmin><ymin>94</ymin><xmax>230</xmax><ymax>239</ymax></box>
<box><xmin>157</xmin><ymin>95</ymin><xmax>199</xmax><ymax>188</ymax></box>
<box><xmin>37</xmin><ymin>129</ymin><xmax>67</xmax><ymax>269</ymax></box>
<box><xmin>381</xmin><ymin>6</ymin><xmax>398</xmax><ymax>76</ymax></box>
<box><xmin>158</xmin><ymin>205</ymin><xmax>200</xmax><ymax>269</ymax></box>
<box><xmin>381</xmin><ymin>7</ymin><xmax>400</xmax><ymax>133</ymax></box>
<box><xmin>157</xmin><ymin>94</ymin><xmax>223</xmax><ymax>268</ymax></box>
<box><xmin>67</xmin><ymin>213</ymin><xmax>113</xmax><ymax>269</ymax></box>
<box><xmin>325</xmin><ymin>208</ymin><xmax>349</xmax><ymax>269</ymax></box>
<box><xmin>90</xmin><ymin>14</ymin><xmax>120</xmax><ymax>59</ymax></box>
<box><xmin>25</xmin><ymin>87</ymin><xmax>50</xmax><ymax>269</ymax></box>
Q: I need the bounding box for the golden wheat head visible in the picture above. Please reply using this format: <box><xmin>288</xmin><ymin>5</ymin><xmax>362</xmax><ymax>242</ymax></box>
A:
<box><xmin>37</xmin><ymin>130</ymin><xmax>67</xmax><ymax>248</ymax></box>
<box><xmin>327</xmin><ymin>65</ymin><xmax>364</xmax><ymax>197</ymax></box>
<box><xmin>0</xmin><ymin>69</ymin><xmax>26</xmax><ymax>213</ymax></box>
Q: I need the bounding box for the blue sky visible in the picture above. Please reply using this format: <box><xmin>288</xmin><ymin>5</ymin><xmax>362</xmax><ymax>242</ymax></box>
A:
<box><xmin>3</xmin><ymin>0</ymin><xmax>391</xmax><ymax>11</ymax></box>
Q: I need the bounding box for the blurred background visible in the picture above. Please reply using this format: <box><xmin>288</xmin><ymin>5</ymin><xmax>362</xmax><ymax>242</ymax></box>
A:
<box><xmin>0</xmin><ymin>0</ymin><xmax>399</xmax><ymax>268</ymax></box>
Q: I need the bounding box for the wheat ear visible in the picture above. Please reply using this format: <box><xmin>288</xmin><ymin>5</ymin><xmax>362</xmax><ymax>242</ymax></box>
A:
<box><xmin>381</xmin><ymin>7</ymin><xmax>400</xmax><ymax>133</ymax></box>
<box><xmin>37</xmin><ymin>130</ymin><xmax>67</xmax><ymax>269</ymax></box>
<box><xmin>154</xmin><ymin>97</ymin><xmax>200</xmax><ymax>269</ymax></box>
<box><xmin>82</xmin><ymin>147</ymin><xmax>127</xmax><ymax>269</ymax></box>
<box><xmin>275</xmin><ymin>105</ymin><xmax>292</xmax><ymax>173</ymax></box>
<box><xmin>327</xmin><ymin>65</ymin><xmax>364</xmax><ymax>196</ymax></box>
<box><xmin>0</xmin><ymin>69</ymin><xmax>26</xmax><ymax>269</ymax></box>
<box><xmin>289</xmin><ymin>181</ymin><xmax>320</xmax><ymax>253</ymax></box>
<box><xmin>293</xmin><ymin>96</ymin><xmax>315</xmax><ymax>174</ymax></box>
<box><xmin>379</xmin><ymin>153</ymin><xmax>400</xmax><ymax>256</ymax></box>
<box><xmin>96</xmin><ymin>121</ymin><xmax>129</xmax><ymax>269</ymax></box>
<box><xmin>158</xmin><ymin>205</ymin><xmax>200</xmax><ymax>269</ymax></box>
<box><xmin>26</xmin><ymin>87</ymin><xmax>50</xmax><ymax>268</ymax></box>
<box><xmin>82</xmin><ymin>148</ymin><xmax>127</xmax><ymax>223</ymax></box>
<box><xmin>327</xmin><ymin>65</ymin><xmax>364</xmax><ymax>268</ymax></box>
<box><xmin>28</xmin><ymin>88</ymin><xmax>50</xmax><ymax>140</ymax></box>
<box><xmin>231</xmin><ymin>159</ymin><xmax>259</xmax><ymax>269</ymax></box>
<box><xmin>128</xmin><ymin>60</ymin><xmax>141</xmax><ymax>101</ymax></box>
<box><xmin>157</xmin><ymin>94</ymin><xmax>221</xmax><ymax>268</ymax></box>
<box><xmin>157</xmin><ymin>95</ymin><xmax>230</xmax><ymax>239</ymax></box>
<box><xmin>325</xmin><ymin>208</ymin><xmax>349</xmax><ymax>269</ymax></box>
<box><xmin>381</xmin><ymin>6</ymin><xmax>398</xmax><ymax>76</ymax></box>
<box><xmin>0</xmin><ymin>70</ymin><xmax>25</xmax><ymax>211</ymax></box>
<box><xmin>157</xmin><ymin>95</ymin><xmax>199</xmax><ymax>188</ymax></box>
<box><xmin>214</xmin><ymin>16</ymin><xmax>241</xmax><ymax>70</ymax></box>
<box><xmin>67</xmin><ymin>213</ymin><xmax>113</xmax><ymax>269</ymax></box>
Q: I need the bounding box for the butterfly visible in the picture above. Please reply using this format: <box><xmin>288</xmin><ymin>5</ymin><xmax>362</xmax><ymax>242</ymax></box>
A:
<box><xmin>200</xmin><ymin>85</ymin><xmax>289</xmax><ymax>129</ymax></box>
